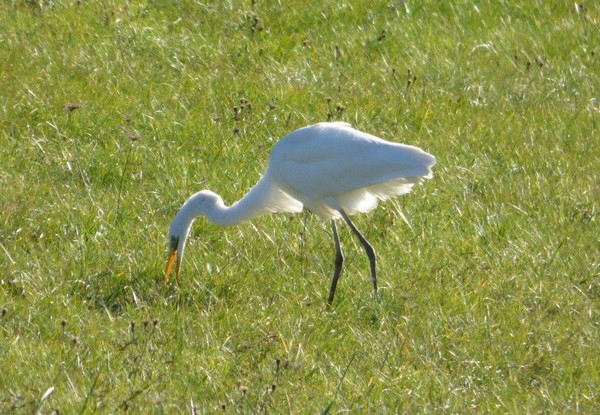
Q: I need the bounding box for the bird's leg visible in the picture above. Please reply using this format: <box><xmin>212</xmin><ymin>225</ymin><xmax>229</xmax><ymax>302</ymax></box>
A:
<box><xmin>339</xmin><ymin>209</ymin><xmax>379</xmax><ymax>301</ymax></box>
<box><xmin>328</xmin><ymin>219</ymin><xmax>344</xmax><ymax>305</ymax></box>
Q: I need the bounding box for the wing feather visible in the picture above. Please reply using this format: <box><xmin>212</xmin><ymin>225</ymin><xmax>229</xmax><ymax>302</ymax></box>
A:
<box><xmin>266</xmin><ymin>122</ymin><xmax>435</xmax><ymax>218</ymax></box>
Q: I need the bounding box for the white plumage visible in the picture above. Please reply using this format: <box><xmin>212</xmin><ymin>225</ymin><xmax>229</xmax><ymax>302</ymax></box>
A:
<box><xmin>165</xmin><ymin>122</ymin><xmax>435</xmax><ymax>304</ymax></box>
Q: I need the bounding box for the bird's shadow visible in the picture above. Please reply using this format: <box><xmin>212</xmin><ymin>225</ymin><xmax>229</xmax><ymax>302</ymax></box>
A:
<box><xmin>67</xmin><ymin>269</ymin><xmax>179</xmax><ymax>314</ymax></box>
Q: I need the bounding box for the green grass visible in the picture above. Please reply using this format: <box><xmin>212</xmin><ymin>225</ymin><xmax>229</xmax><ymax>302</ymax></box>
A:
<box><xmin>1</xmin><ymin>0</ymin><xmax>598</xmax><ymax>413</ymax></box>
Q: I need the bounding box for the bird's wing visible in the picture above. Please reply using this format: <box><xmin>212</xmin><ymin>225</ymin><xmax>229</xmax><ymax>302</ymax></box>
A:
<box><xmin>269</xmin><ymin>123</ymin><xmax>435</xmax><ymax>203</ymax></box>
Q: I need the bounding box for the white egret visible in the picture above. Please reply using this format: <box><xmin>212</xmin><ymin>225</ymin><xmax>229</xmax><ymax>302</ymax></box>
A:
<box><xmin>165</xmin><ymin>122</ymin><xmax>435</xmax><ymax>304</ymax></box>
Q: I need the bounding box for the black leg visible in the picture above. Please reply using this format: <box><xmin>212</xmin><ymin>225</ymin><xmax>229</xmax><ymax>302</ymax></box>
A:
<box><xmin>339</xmin><ymin>209</ymin><xmax>378</xmax><ymax>301</ymax></box>
<box><xmin>328</xmin><ymin>219</ymin><xmax>344</xmax><ymax>305</ymax></box>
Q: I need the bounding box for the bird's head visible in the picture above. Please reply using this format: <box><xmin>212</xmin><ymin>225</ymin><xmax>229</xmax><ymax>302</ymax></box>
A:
<box><xmin>164</xmin><ymin>190</ymin><xmax>222</xmax><ymax>283</ymax></box>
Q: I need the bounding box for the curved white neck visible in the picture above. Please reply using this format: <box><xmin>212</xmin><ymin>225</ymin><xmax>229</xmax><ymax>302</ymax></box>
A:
<box><xmin>180</xmin><ymin>177</ymin><xmax>279</xmax><ymax>229</ymax></box>
<box><xmin>201</xmin><ymin>196</ymin><xmax>262</xmax><ymax>227</ymax></box>
<box><xmin>173</xmin><ymin>173</ymin><xmax>303</xmax><ymax>236</ymax></box>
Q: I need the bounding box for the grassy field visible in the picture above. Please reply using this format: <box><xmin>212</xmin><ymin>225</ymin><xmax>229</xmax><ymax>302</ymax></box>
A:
<box><xmin>1</xmin><ymin>0</ymin><xmax>598</xmax><ymax>413</ymax></box>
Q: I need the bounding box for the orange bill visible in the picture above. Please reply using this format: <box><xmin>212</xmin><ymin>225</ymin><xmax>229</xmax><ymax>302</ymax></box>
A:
<box><xmin>164</xmin><ymin>248</ymin><xmax>178</xmax><ymax>284</ymax></box>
